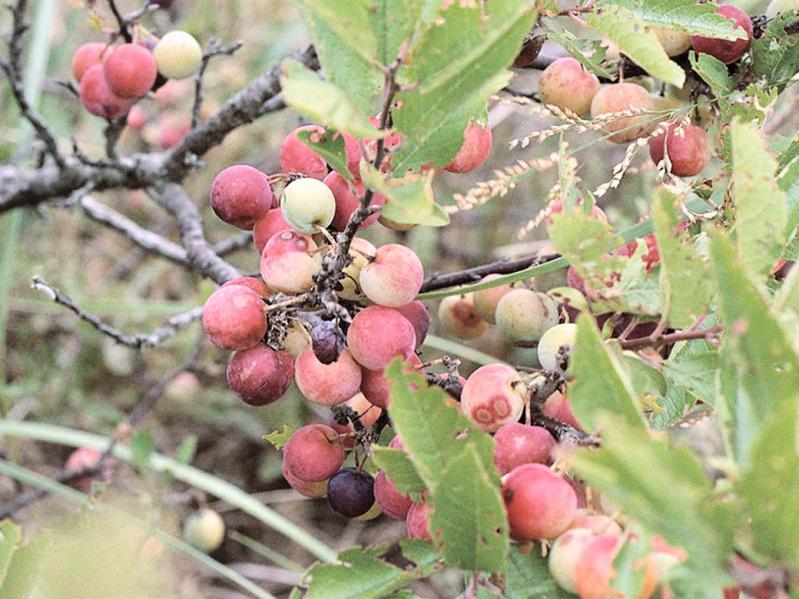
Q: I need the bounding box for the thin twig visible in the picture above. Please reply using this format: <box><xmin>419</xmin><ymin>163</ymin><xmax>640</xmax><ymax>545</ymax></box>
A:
<box><xmin>192</xmin><ymin>38</ymin><xmax>244</xmax><ymax>128</ymax></box>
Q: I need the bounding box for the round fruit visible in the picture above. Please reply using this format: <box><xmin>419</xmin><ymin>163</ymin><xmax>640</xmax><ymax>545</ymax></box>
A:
<box><xmin>396</xmin><ymin>301</ymin><xmax>430</xmax><ymax>349</ymax></box>
<box><xmin>294</xmin><ymin>347</ymin><xmax>362</xmax><ymax>406</ymax></box>
<box><xmin>573</xmin><ymin>534</ymin><xmax>625</xmax><ymax>599</ymax></box>
<box><xmin>570</xmin><ymin>511</ymin><xmax>623</xmax><ymax>536</ymax></box>
<box><xmin>65</xmin><ymin>447</ymin><xmax>113</xmax><ymax>493</ymax></box>
<box><xmin>284</xmin><ymin>424</ymin><xmax>345</xmax><ymax>482</ymax></box>
<box><xmin>153</xmin><ymin>31</ymin><xmax>203</xmax><ymax>79</ymax></box>
<box><xmin>72</xmin><ymin>42</ymin><xmax>107</xmax><ymax>82</ymax></box>
<box><xmin>495</xmin><ymin>289</ymin><xmax>560</xmax><ymax>344</ymax></box>
<box><xmin>282</xmin><ymin>463</ymin><xmax>328</xmax><ymax>498</ymax></box>
<box><xmin>253</xmin><ymin>208</ymin><xmax>293</xmax><ymax>254</ymax></box>
<box><xmin>360</xmin><ymin>354</ymin><xmax>423</xmax><ymax>409</ymax></box>
<box><xmin>226</xmin><ymin>345</ymin><xmax>294</xmax><ymax>406</ymax></box>
<box><xmin>473</xmin><ymin>275</ymin><xmax>519</xmax><ymax>324</ymax></box>
<box><xmin>502</xmin><ymin>463</ymin><xmax>579</xmax><ymax>540</ymax></box>
<box><xmin>339</xmin><ymin>237</ymin><xmax>377</xmax><ymax>301</ymax></box>
<box><xmin>691</xmin><ymin>5</ymin><xmax>753</xmax><ymax>65</ymax></box>
<box><xmin>323</xmin><ymin>171</ymin><xmax>384</xmax><ymax>230</ymax></box>
<box><xmin>543</xmin><ymin>390</ymin><xmax>583</xmax><ymax>429</ymax></box>
<box><xmin>590</xmin><ymin>83</ymin><xmax>656</xmax><ymax>144</ymax></box>
<box><xmin>279</xmin><ymin>125</ymin><xmax>329</xmax><ymax>179</ymax></box>
<box><xmin>347</xmin><ymin>306</ymin><xmax>417</xmax><ymax>371</ymax></box>
<box><xmin>103</xmin><ymin>43</ymin><xmax>158</xmax><ymax>99</ymax></box>
<box><xmin>537</xmin><ymin>323</ymin><xmax>578</xmax><ymax>371</ymax></box>
<box><xmin>259</xmin><ymin>230</ymin><xmax>322</xmax><ymax>293</ymax></box>
<box><xmin>221</xmin><ymin>276</ymin><xmax>270</xmax><ymax>298</ymax></box>
<box><xmin>202</xmin><ymin>285</ymin><xmax>267</xmax><ymax>350</ymax></box>
<box><xmin>654</xmin><ymin>28</ymin><xmax>692</xmax><ymax>57</ymax></box>
<box><xmin>649</xmin><ymin>122</ymin><xmax>711</xmax><ymax>177</ymax></box>
<box><xmin>283</xmin><ymin>319</ymin><xmax>311</xmax><ymax>358</ymax></box>
<box><xmin>183</xmin><ymin>508</ymin><xmax>225</xmax><ymax>553</ymax></box>
<box><xmin>444</xmin><ymin>122</ymin><xmax>493</xmax><ymax>173</ymax></box>
<box><xmin>406</xmin><ymin>500</ymin><xmax>433</xmax><ymax>541</ymax></box>
<box><xmin>327</xmin><ymin>468</ymin><xmax>375</xmax><ymax>518</ymax></box>
<box><xmin>461</xmin><ymin>364</ymin><xmax>525</xmax><ymax>432</ymax></box>
<box><xmin>538</xmin><ymin>57</ymin><xmax>600</xmax><ymax>116</ymax></box>
<box><xmin>548</xmin><ymin>528</ymin><xmax>596</xmax><ymax>593</ymax></box>
<box><xmin>438</xmin><ymin>294</ymin><xmax>489</xmax><ymax>340</ymax></box>
<box><xmin>210</xmin><ymin>165</ymin><xmax>274</xmax><ymax>230</ymax></box>
<box><xmin>374</xmin><ymin>469</ymin><xmax>412</xmax><ymax>520</ymax></box>
<box><xmin>79</xmin><ymin>64</ymin><xmax>132</xmax><ymax>119</ymax></box>
<box><xmin>359</xmin><ymin>244</ymin><xmax>424</xmax><ymax>308</ymax></box>
<box><xmin>493</xmin><ymin>423</ymin><xmax>556</xmax><ymax>474</ymax></box>
<box><xmin>281</xmin><ymin>177</ymin><xmax>336</xmax><ymax>234</ymax></box>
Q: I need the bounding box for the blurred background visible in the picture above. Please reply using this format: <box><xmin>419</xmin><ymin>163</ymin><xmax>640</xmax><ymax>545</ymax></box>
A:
<box><xmin>0</xmin><ymin>0</ymin><xmax>795</xmax><ymax>596</ymax></box>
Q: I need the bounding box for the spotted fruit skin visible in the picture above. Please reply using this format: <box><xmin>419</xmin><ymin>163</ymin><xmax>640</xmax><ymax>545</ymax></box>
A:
<box><xmin>460</xmin><ymin>364</ymin><xmax>525</xmax><ymax>432</ymax></box>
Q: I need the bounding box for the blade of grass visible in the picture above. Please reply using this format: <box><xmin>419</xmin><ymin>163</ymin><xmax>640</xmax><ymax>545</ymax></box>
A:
<box><xmin>422</xmin><ymin>334</ymin><xmax>507</xmax><ymax>366</ymax></box>
<box><xmin>0</xmin><ymin>458</ymin><xmax>276</xmax><ymax>599</ymax></box>
<box><xmin>0</xmin><ymin>420</ymin><xmax>337</xmax><ymax>563</ymax></box>
<box><xmin>229</xmin><ymin>530</ymin><xmax>305</xmax><ymax>572</ymax></box>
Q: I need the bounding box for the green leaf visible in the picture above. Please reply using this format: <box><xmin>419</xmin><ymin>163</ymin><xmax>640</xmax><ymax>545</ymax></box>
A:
<box><xmin>739</xmin><ymin>400</ymin><xmax>799</xmax><ymax>564</ymax></box>
<box><xmin>710</xmin><ymin>236</ymin><xmax>799</xmax><ymax>457</ymax></box>
<box><xmin>0</xmin><ymin>520</ymin><xmax>21</xmax><ymax>587</ymax></box>
<box><xmin>301</xmin><ymin>541</ymin><xmax>440</xmax><ymax>599</ymax></box>
<box><xmin>280</xmin><ymin>60</ymin><xmax>381</xmax><ymax>140</ymax></box>
<box><xmin>610</xmin><ymin>0</ymin><xmax>749</xmax><ymax>40</ymax></box>
<box><xmin>663</xmin><ymin>350</ymin><xmax>718</xmax><ymax>407</ymax></box>
<box><xmin>573</xmin><ymin>416</ymin><xmax>736</xmax><ymax>587</ymax></box>
<box><xmin>298</xmin><ymin>0</ymin><xmax>382</xmax><ymax>112</ymax></box>
<box><xmin>386</xmin><ymin>360</ymin><xmax>508</xmax><ymax>572</ymax></box>
<box><xmin>297</xmin><ymin>128</ymin><xmax>353</xmax><ymax>182</ymax></box>
<box><xmin>174</xmin><ymin>435</ymin><xmax>197</xmax><ymax>465</ymax></box>
<box><xmin>362</xmin><ymin>166</ymin><xmax>449</xmax><ymax>226</ymax></box>
<box><xmin>688</xmin><ymin>51</ymin><xmax>732</xmax><ymax>95</ymax></box>
<box><xmin>590</xmin><ymin>241</ymin><xmax>662</xmax><ymax>316</ymax></box>
<box><xmin>130</xmin><ymin>429</ymin><xmax>155</xmax><ymax>474</ymax></box>
<box><xmin>542</xmin><ymin>18</ymin><xmax>613</xmax><ymax>79</ymax></box>
<box><xmin>586</xmin><ymin>4</ymin><xmax>685</xmax><ymax>87</ymax></box>
<box><xmin>264</xmin><ymin>424</ymin><xmax>295</xmax><ymax>451</ymax></box>
<box><xmin>504</xmin><ymin>545</ymin><xmax>573</xmax><ymax>599</ymax></box>
<box><xmin>392</xmin><ymin>0</ymin><xmax>536</xmax><ymax>172</ymax></box>
<box><xmin>370</xmin><ymin>0</ymin><xmax>438</xmax><ymax>67</ymax></box>
<box><xmin>371</xmin><ymin>446</ymin><xmax>426</xmax><ymax>501</ymax></box>
<box><xmin>568</xmin><ymin>314</ymin><xmax>646</xmax><ymax>433</ymax></box>
<box><xmin>729</xmin><ymin>119</ymin><xmax>787</xmax><ymax>281</ymax></box>
<box><xmin>751</xmin><ymin>13</ymin><xmax>799</xmax><ymax>91</ymax></box>
<box><xmin>652</xmin><ymin>189</ymin><xmax>711</xmax><ymax>327</ymax></box>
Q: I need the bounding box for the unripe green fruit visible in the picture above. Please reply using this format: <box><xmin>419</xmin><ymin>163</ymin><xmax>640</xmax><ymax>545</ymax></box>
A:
<box><xmin>547</xmin><ymin>287</ymin><xmax>589</xmax><ymax>313</ymax></box>
<box><xmin>495</xmin><ymin>289</ymin><xmax>559</xmax><ymax>344</ymax></box>
<box><xmin>154</xmin><ymin>31</ymin><xmax>203</xmax><ymax>80</ymax></box>
<box><xmin>653</xmin><ymin>28</ymin><xmax>692</xmax><ymax>57</ymax></box>
<box><xmin>281</xmin><ymin>178</ymin><xmax>336</xmax><ymax>234</ymax></box>
<box><xmin>183</xmin><ymin>508</ymin><xmax>225</xmax><ymax>553</ymax></box>
<box><xmin>766</xmin><ymin>0</ymin><xmax>799</xmax><ymax>18</ymax></box>
<box><xmin>537</xmin><ymin>323</ymin><xmax>578</xmax><ymax>371</ymax></box>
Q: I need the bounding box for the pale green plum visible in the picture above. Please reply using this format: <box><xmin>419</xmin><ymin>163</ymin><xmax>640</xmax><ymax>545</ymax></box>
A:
<box><xmin>281</xmin><ymin>178</ymin><xmax>336</xmax><ymax>234</ymax></box>
<box><xmin>495</xmin><ymin>289</ymin><xmax>560</xmax><ymax>344</ymax></box>
<box><xmin>154</xmin><ymin>31</ymin><xmax>203</xmax><ymax>80</ymax></box>
<box><xmin>537</xmin><ymin>323</ymin><xmax>578</xmax><ymax>371</ymax></box>
<box><xmin>183</xmin><ymin>508</ymin><xmax>225</xmax><ymax>553</ymax></box>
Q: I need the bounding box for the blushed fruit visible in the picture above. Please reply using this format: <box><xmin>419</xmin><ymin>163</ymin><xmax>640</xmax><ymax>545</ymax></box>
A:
<box><xmin>573</xmin><ymin>534</ymin><xmax>625</xmax><ymax>599</ymax></box>
<box><xmin>654</xmin><ymin>28</ymin><xmax>692</xmax><ymax>57</ymax></box>
<box><xmin>80</xmin><ymin>64</ymin><xmax>132</xmax><ymax>119</ymax></box>
<box><xmin>548</xmin><ymin>528</ymin><xmax>596</xmax><ymax>593</ymax></box>
<box><xmin>570</xmin><ymin>511</ymin><xmax>623</xmax><ymax>536</ymax></box>
<box><xmin>648</xmin><ymin>122</ymin><xmax>711</xmax><ymax>177</ymax></box>
<box><xmin>590</xmin><ymin>83</ymin><xmax>656</xmax><ymax>144</ymax></box>
<box><xmin>493</xmin><ymin>423</ymin><xmax>556</xmax><ymax>474</ymax></box>
<box><xmin>183</xmin><ymin>508</ymin><xmax>225</xmax><ymax>553</ymax></box>
<box><xmin>202</xmin><ymin>285</ymin><xmax>266</xmax><ymax>350</ymax></box>
<box><xmin>445</xmin><ymin>122</ymin><xmax>493</xmax><ymax>173</ymax></box>
<box><xmin>360</xmin><ymin>354</ymin><xmax>423</xmax><ymax>409</ymax></box>
<box><xmin>691</xmin><ymin>5</ymin><xmax>753</xmax><ymax>65</ymax></box>
<box><xmin>294</xmin><ymin>347</ymin><xmax>362</xmax><ymax>406</ymax></box>
<box><xmin>157</xmin><ymin>113</ymin><xmax>190</xmax><ymax>149</ymax></box>
<box><xmin>164</xmin><ymin>371</ymin><xmax>201</xmax><ymax>402</ymax></box>
<box><xmin>538</xmin><ymin>57</ymin><xmax>600</xmax><ymax>116</ymax></box>
<box><xmin>279</xmin><ymin>125</ymin><xmax>328</xmax><ymax>179</ymax></box>
<box><xmin>406</xmin><ymin>500</ymin><xmax>433</xmax><ymax>541</ymax></box>
<box><xmin>260</xmin><ymin>230</ymin><xmax>322</xmax><ymax>293</ymax></box>
<box><xmin>282</xmin><ymin>463</ymin><xmax>327</xmax><ymax>498</ymax></box>
<box><xmin>473</xmin><ymin>275</ymin><xmax>519</xmax><ymax>324</ymax></box>
<box><xmin>637</xmin><ymin>551</ymin><xmax>682</xmax><ymax>599</ymax></box>
<box><xmin>226</xmin><ymin>345</ymin><xmax>294</xmax><ymax>406</ymax></box>
<box><xmin>103</xmin><ymin>43</ymin><xmax>157</xmax><ymax>99</ymax></box>
<box><xmin>253</xmin><ymin>208</ymin><xmax>293</xmax><ymax>254</ymax></box>
<box><xmin>65</xmin><ymin>447</ymin><xmax>113</xmax><ymax>493</ymax></box>
<box><xmin>153</xmin><ymin>31</ymin><xmax>203</xmax><ymax>79</ymax></box>
<box><xmin>323</xmin><ymin>171</ymin><xmax>384</xmax><ymax>230</ymax></box>
<box><xmin>210</xmin><ymin>165</ymin><xmax>274</xmax><ymax>230</ymax></box>
<box><xmin>359</xmin><ymin>244</ymin><xmax>424</xmax><ymax>308</ymax></box>
<box><xmin>461</xmin><ymin>364</ymin><xmax>525</xmax><ymax>433</ymax></box>
<box><xmin>347</xmin><ymin>306</ymin><xmax>417</xmax><ymax>371</ymax></box>
<box><xmin>396</xmin><ymin>301</ymin><xmax>430</xmax><ymax>349</ymax></box>
<box><xmin>344</xmin><ymin>392</ymin><xmax>383</xmax><ymax>427</ymax></box>
<box><xmin>281</xmin><ymin>177</ymin><xmax>336</xmax><ymax>234</ymax></box>
<box><xmin>341</xmin><ymin>132</ymin><xmax>364</xmax><ymax>179</ymax></box>
<box><xmin>284</xmin><ymin>424</ymin><xmax>345</xmax><ymax>482</ymax></box>
<box><xmin>543</xmin><ymin>390</ymin><xmax>582</xmax><ymax>429</ymax></box>
<box><xmin>125</xmin><ymin>105</ymin><xmax>147</xmax><ymax>130</ymax></box>
<box><xmin>327</xmin><ymin>468</ymin><xmax>375</xmax><ymax>518</ymax></box>
<box><xmin>339</xmin><ymin>237</ymin><xmax>377</xmax><ymax>301</ymax></box>
<box><xmin>72</xmin><ymin>42</ymin><xmax>107</xmax><ymax>82</ymax></box>
<box><xmin>438</xmin><ymin>293</ymin><xmax>489</xmax><ymax>340</ymax></box>
<box><xmin>495</xmin><ymin>288</ymin><xmax>560</xmax><ymax>344</ymax></box>
<box><xmin>502</xmin><ymin>463</ymin><xmax>579</xmax><ymax>540</ymax></box>
<box><xmin>221</xmin><ymin>276</ymin><xmax>270</xmax><ymax>298</ymax></box>
<box><xmin>374</xmin><ymin>470</ymin><xmax>412</xmax><ymax>520</ymax></box>
<box><xmin>538</xmin><ymin>323</ymin><xmax>578</xmax><ymax>371</ymax></box>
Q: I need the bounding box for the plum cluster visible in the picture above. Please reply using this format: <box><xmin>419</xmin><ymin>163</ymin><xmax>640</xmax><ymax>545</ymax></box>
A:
<box><xmin>72</xmin><ymin>28</ymin><xmax>202</xmax><ymax>121</ymax></box>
